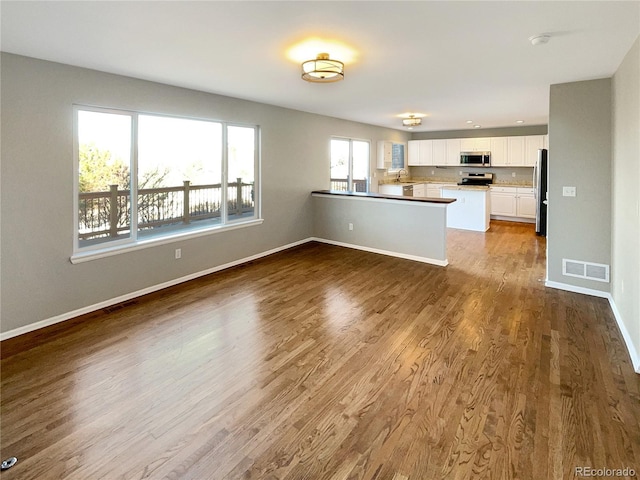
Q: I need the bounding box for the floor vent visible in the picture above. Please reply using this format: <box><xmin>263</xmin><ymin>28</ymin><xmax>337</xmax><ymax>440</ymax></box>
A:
<box><xmin>562</xmin><ymin>259</ymin><xmax>610</xmax><ymax>283</ymax></box>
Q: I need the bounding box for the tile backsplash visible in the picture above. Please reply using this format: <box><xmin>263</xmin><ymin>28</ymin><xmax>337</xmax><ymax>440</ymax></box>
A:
<box><xmin>408</xmin><ymin>166</ymin><xmax>534</xmax><ymax>185</ymax></box>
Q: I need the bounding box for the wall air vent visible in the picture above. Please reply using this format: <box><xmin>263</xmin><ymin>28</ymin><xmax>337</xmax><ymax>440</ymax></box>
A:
<box><xmin>562</xmin><ymin>259</ymin><xmax>610</xmax><ymax>283</ymax></box>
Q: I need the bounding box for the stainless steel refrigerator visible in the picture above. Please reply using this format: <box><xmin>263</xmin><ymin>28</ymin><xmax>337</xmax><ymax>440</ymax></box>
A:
<box><xmin>534</xmin><ymin>149</ymin><xmax>548</xmax><ymax>236</ymax></box>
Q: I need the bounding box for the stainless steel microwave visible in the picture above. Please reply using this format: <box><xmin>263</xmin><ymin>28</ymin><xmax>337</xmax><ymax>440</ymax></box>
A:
<box><xmin>460</xmin><ymin>151</ymin><xmax>491</xmax><ymax>167</ymax></box>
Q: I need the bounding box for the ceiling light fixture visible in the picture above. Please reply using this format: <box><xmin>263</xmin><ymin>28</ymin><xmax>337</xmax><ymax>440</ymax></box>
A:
<box><xmin>301</xmin><ymin>53</ymin><xmax>344</xmax><ymax>83</ymax></box>
<box><xmin>529</xmin><ymin>34</ymin><xmax>551</xmax><ymax>46</ymax></box>
<box><xmin>516</xmin><ymin>120</ymin><xmax>525</xmax><ymax>124</ymax></box>
<box><xmin>474</xmin><ymin>125</ymin><xmax>481</xmax><ymax>129</ymax></box>
<box><xmin>403</xmin><ymin>115</ymin><xmax>422</xmax><ymax>128</ymax></box>
<box><xmin>466</xmin><ymin>120</ymin><xmax>473</xmax><ymax>124</ymax></box>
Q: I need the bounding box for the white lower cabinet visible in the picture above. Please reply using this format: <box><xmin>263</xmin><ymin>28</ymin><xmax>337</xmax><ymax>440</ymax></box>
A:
<box><xmin>426</xmin><ymin>184</ymin><xmax>443</xmax><ymax>198</ymax></box>
<box><xmin>379</xmin><ymin>184</ymin><xmax>403</xmax><ymax>196</ymax></box>
<box><xmin>516</xmin><ymin>188</ymin><xmax>536</xmax><ymax>218</ymax></box>
<box><xmin>490</xmin><ymin>186</ymin><xmax>535</xmax><ymax>220</ymax></box>
<box><xmin>412</xmin><ymin>183</ymin><xmax>426</xmax><ymax>197</ymax></box>
<box><xmin>490</xmin><ymin>187</ymin><xmax>518</xmax><ymax>216</ymax></box>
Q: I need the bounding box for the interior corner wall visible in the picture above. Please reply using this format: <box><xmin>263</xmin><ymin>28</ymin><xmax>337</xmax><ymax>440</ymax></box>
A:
<box><xmin>612</xmin><ymin>36</ymin><xmax>640</xmax><ymax>366</ymax></box>
<box><xmin>0</xmin><ymin>53</ymin><xmax>409</xmax><ymax>336</ymax></box>
<box><xmin>547</xmin><ymin>78</ymin><xmax>612</xmax><ymax>293</ymax></box>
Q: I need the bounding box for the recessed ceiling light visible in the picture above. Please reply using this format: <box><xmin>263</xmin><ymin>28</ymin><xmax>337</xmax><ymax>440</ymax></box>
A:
<box><xmin>529</xmin><ymin>34</ymin><xmax>551</xmax><ymax>46</ymax></box>
<box><xmin>474</xmin><ymin>125</ymin><xmax>481</xmax><ymax>129</ymax></box>
<box><xmin>516</xmin><ymin>120</ymin><xmax>524</xmax><ymax>124</ymax></box>
<box><xmin>466</xmin><ymin>120</ymin><xmax>473</xmax><ymax>124</ymax></box>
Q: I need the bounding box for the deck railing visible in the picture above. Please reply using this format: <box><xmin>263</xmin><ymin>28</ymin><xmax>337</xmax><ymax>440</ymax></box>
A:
<box><xmin>79</xmin><ymin>178</ymin><xmax>254</xmax><ymax>241</ymax></box>
<box><xmin>330</xmin><ymin>178</ymin><xmax>368</xmax><ymax>192</ymax></box>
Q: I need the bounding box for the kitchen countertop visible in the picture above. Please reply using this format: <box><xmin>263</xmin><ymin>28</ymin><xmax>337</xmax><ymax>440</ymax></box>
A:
<box><xmin>380</xmin><ymin>179</ymin><xmax>533</xmax><ymax>188</ymax></box>
<box><xmin>442</xmin><ymin>185</ymin><xmax>490</xmax><ymax>191</ymax></box>
<box><xmin>312</xmin><ymin>190</ymin><xmax>456</xmax><ymax>204</ymax></box>
<box><xmin>491</xmin><ymin>183</ymin><xmax>534</xmax><ymax>188</ymax></box>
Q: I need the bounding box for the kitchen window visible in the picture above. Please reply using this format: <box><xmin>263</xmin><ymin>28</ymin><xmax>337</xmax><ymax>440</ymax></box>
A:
<box><xmin>330</xmin><ymin>137</ymin><xmax>370</xmax><ymax>192</ymax></box>
<box><xmin>73</xmin><ymin>106</ymin><xmax>260</xmax><ymax>260</ymax></box>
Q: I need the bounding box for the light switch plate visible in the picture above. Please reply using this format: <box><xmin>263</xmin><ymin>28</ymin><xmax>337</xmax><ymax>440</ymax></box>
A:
<box><xmin>563</xmin><ymin>186</ymin><xmax>577</xmax><ymax>197</ymax></box>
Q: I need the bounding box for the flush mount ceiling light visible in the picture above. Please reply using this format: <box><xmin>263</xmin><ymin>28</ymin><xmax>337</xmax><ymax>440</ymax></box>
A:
<box><xmin>529</xmin><ymin>34</ymin><xmax>551</xmax><ymax>46</ymax></box>
<box><xmin>301</xmin><ymin>53</ymin><xmax>344</xmax><ymax>83</ymax></box>
<box><xmin>402</xmin><ymin>115</ymin><xmax>422</xmax><ymax>128</ymax></box>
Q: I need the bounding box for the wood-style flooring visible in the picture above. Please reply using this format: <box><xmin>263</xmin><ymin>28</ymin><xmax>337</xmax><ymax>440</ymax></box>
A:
<box><xmin>1</xmin><ymin>221</ymin><xmax>639</xmax><ymax>479</ymax></box>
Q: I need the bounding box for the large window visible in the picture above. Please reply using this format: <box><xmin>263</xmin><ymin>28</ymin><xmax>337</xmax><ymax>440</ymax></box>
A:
<box><xmin>330</xmin><ymin>138</ymin><xmax>370</xmax><ymax>192</ymax></box>
<box><xmin>75</xmin><ymin>106</ymin><xmax>259</xmax><ymax>255</ymax></box>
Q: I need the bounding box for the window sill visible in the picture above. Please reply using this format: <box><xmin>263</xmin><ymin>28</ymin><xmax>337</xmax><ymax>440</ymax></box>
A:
<box><xmin>70</xmin><ymin>218</ymin><xmax>264</xmax><ymax>264</ymax></box>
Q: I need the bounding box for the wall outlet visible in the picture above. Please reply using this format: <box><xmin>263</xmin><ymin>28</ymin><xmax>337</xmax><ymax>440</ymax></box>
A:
<box><xmin>431</xmin><ymin>170</ymin><xmax>435</xmax><ymax>175</ymax></box>
<box><xmin>459</xmin><ymin>171</ymin><xmax>463</xmax><ymax>176</ymax></box>
<box><xmin>175</xmin><ymin>248</ymin><xmax>182</xmax><ymax>259</ymax></box>
<box><xmin>562</xmin><ymin>186</ymin><xmax>577</xmax><ymax>197</ymax></box>
<box><xmin>348</xmin><ymin>223</ymin><xmax>354</xmax><ymax>231</ymax></box>
<box><xmin>512</xmin><ymin>172</ymin><xmax>516</xmax><ymax>177</ymax></box>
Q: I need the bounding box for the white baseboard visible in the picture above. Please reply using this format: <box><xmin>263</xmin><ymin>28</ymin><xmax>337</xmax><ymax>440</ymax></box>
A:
<box><xmin>310</xmin><ymin>237</ymin><xmax>448</xmax><ymax>267</ymax></box>
<box><xmin>607</xmin><ymin>296</ymin><xmax>640</xmax><ymax>374</ymax></box>
<box><xmin>490</xmin><ymin>215</ymin><xmax>535</xmax><ymax>224</ymax></box>
<box><xmin>544</xmin><ymin>280</ymin><xmax>610</xmax><ymax>298</ymax></box>
<box><xmin>0</xmin><ymin>238</ymin><xmax>313</xmax><ymax>342</ymax></box>
<box><xmin>546</xmin><ymin>280</ymin><xmax>640</xmax><ymax>374</ymax></box>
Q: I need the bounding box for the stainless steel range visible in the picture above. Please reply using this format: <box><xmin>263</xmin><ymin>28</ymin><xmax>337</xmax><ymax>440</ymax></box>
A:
<box><xmin>457</xmin><ymin>172</ymin><xmax>494</xmax><ymax>186</ymax></box>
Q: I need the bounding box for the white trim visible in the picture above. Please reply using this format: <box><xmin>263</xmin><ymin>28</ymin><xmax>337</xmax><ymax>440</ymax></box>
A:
<box><xmin>70</xmin><ymin>219</ymin><xmax>264</xmax><ymax>264</ymax></box>
<box><xmin>310</xmin><ymin>237</ymin><xmax>448</xmax><ymax>267</ymax></box>
<box><xmin>545</xmin><ymin>280</ymin><xmax>639</xmax><ymax>374</ymax></box>
<box><xmin>1</xmin><ymin>237</ymin><xmax>310</xmax><ymax>341</ymax></box>
<box><xmin>607</xmin><ymin>296</ymin><xmax>640</xmax><ymax>374</ymax></box>
<box><xmin>490</xmin><ymin>215</ymin><xmax>535</xmax><ymax>224</ymax></box>
<box><xmin>544</xmin><ymin>280</ymin><xmax>610</xmax><ymax>298</ymax></box>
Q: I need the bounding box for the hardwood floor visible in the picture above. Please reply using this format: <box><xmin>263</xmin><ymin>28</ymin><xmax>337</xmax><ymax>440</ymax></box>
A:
<box><xmin>1</xmin><ymin>221</ymin><xmax>639</xmax><ymax>479</ymax></box>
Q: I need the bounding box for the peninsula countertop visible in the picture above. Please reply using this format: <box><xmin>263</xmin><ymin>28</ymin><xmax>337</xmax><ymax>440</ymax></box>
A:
<box><xmin>312</xmin><ymin>190</ymin><xmax>456</xmax><ymax>204</ymax></box>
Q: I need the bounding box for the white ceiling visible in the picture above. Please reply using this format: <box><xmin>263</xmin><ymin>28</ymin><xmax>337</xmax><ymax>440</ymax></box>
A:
<box><xmin>2</xmin><ymin>1</ymin><xmax>639</xmax><ymax>132</ymax></box>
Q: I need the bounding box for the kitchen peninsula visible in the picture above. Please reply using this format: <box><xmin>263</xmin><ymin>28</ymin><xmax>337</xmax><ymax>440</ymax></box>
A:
<box><xmin>311</xmin><ymin>190</ymin><xmax>455</xmax><ymax>266</ymax></box>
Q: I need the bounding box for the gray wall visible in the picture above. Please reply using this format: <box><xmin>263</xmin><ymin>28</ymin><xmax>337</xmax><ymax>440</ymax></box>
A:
<box><xmin>612</xmin><ymin>37</ymin><xmax>640</xmax><ymax>363</ymax></box>
<box><xmin>312</xmin><ymin>195</ymin><xmax>447</xmax><ymax>263</ymax></box>
<box><xmin>411</xmin><ymin>125</ymin><xmax>547</xmax><ymax>140</ymax></box>
<box><xmin>547</xmin><ymin>78</ymin><xmax>612</xmax><ymax>292</ymax></box>
<box><xmin>0</xmin><ymin>53</ymin><xmax>408</xmax><ymax>335</ymax></box>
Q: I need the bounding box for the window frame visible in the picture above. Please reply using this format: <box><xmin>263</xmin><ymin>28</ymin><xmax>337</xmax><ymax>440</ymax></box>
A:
<box><xmin>330</xmin><ymin>136</ymin><xmax>371</xmax><ymax>192</ymax></box>
<box><xmin>72</xmin><ymin>105</ymin><xmax>262</xmax><ymax>263</ymax></box>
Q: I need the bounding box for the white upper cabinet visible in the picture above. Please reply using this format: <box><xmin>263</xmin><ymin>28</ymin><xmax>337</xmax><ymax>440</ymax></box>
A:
<box><xmin>409</xmin><ymin>134</ymin><xmax>546</xmax><ymax>169</ymax></box>
<box><xmin>419</xmin><ymin>140</ymin><xmax>434</xmax><ymax>165</ymax></box>
<box><xmin>377</xmin><ymin>141</ymin><xmax>392</xmax><ymax>169</ymax></box>
<box><xmin>524</xmin><ymin>135</ymin><xmax>545</xmax><ymax>166</ymax></box>
<box><xmin>489</xmin><ymin>137</ymin><xmax>508</xmax><ymax>166</ymax></box>
<box><xmin>408</xmin><ymin>140</ymin><xmax>421</xmax><ymax>166</ymax></box>
<box><xmin>408</xmin><ymin>140</ymin><xmax>433</xmax><ymax>166</ymax></box>
<box><xmin>507</xmin><ymin>136</ymin><xmax>526</xmax><ymax>166</ymax></box>
<box><xmin>445</xmin><ymin>138</ymin><xmax>461</xmax><ymax>165</ymax></box>
<box><xmin>432</xmin><ymin>139</ymin><xmax>447</xmax><ymax>166</ymax></box>
<box><xmin>460</xmin><ymin>137</ymin><xmax>490</xmax><ymax>152</ymax></box>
